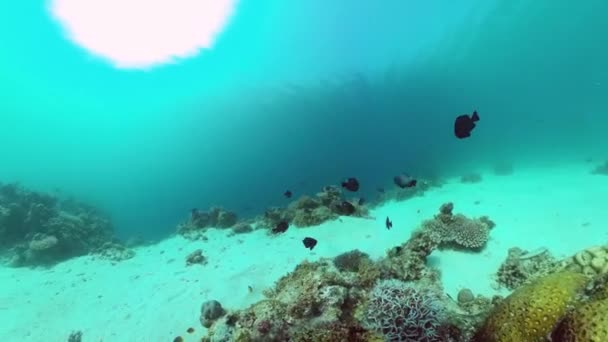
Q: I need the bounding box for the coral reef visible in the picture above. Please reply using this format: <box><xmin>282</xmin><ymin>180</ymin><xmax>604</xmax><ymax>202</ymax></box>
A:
<box><xmin>177</xmin><ymin>207</ymin><xmax>239</xmax><ymax>239</ymax></box>
<box><xmin>562</xmin><ymin>245</ymin><xmax>608</xmax><ymax>276</ymax></box>
<box><xmin>380</xmin><ymin>229</ymin><xmax>439</xmax><ymax>282</ymax></box>
<box><xmin>362</xmin><ymin>279</ymin><xmax>447</xmax><ymax>341</ymax></box>
<box><xmin>496</xmin><ymin>247</ymin><xmax>558</xmax><ymax>289</ymax></box>
<box><xmin>372</xmin><ymin>178</ymin><xmax>442</xmax><ymax>206</ymax></box>
<box><xmin>422</xmin><ymin>202</ymin><xmax>494</xmax><ymax>251</ymax></box>
<box><xmin>200</xmin><ymin>300</ymin><xmax>226</xmax><ymax>328</ymax></box>
<box><xmin>473</xmin><ymin>271</ymin><xmax>588</xmax><ymax>342</ymax></box>
<box><xmin>186</xmin><ymin>249</ymin><xmax>207</xmax><ymax>266</ymax></box>
<box><xmin>255</xmin><ymin>185</ymin><xmax>369</xmax><ymax>230</ymax></box>
<box><xmin>333</xmin><ymin>249</ymin><xmax>371</xmax><ymax>273</ymax></box>
<box><xmin>590</xmin><ymin>160</ymin><xmax>608</xmax><ymax>175</ymax></box>
<box><xmin>460</xmin><ymin>173</ymin><xmax>482</xmax><ymax>184</ymax></box>
<box><xmin>0</xmin><ymin>183</ymin><xmax>118</xmax><ymax>266</ymax></box>
<box><xmin>231</xmin><ymin>222</ymin><xmax>253</xmax><ymax>235</ymax></box>
<box><xmin>204</xmin><ymin>259</ymin><xmax>375</xmax><ymax>341</ymax></box>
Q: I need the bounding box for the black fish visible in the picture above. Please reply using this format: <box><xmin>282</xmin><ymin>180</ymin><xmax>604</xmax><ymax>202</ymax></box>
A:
<box><xmin>302</xmin><ymin>237</ymin><xmax>317</xmax><ymax>250</ymax></box>
<box><xmin>394</xmin><ymin>174</ymin><xmax>417</xmax><ymax>188</ymax></box>
<box><xmin>337</xmin><ymin>201</ymin><xmax>356</xmax><ymax>215</ymax></box>
<box><xmin>454</xmin><ymin>110</ymin><xmax>480</xmax><ymax>139</ymax></box>
<box><xmin>341</xmin><ymin>177</ymin><xmax>359</xmax><ymax>192</ymax></box>
<box><xmin>284</xmin><ymin>190</ymin><xmax>292</xmax><ymax>198</ymax></box>
<box><xmin>385</xmin><ymin>216</ymin><xmax>392</xmax><ymax>230</ymax></box>
<box><xmin>272</xmin><ymin>221</ymin><xmax>289</xmax><ymax>234</ymax></box>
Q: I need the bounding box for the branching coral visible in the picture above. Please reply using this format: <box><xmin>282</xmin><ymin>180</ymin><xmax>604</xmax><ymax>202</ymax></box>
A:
<box><xmin>362</xmin><ymin>279</ymin><xmax>446</xmax><ymax>342</ymax></box>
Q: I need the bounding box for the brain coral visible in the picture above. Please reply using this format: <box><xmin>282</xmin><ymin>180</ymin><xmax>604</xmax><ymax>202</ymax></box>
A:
<box><xmin>473</xmin><ymin>271</ymin><xmax>588</xmax><ymax>342</ymax></box>
<box><xmin>563</xmin><ymin>245</ymin><xmax>608</xmax><ymax>276</ymax></box>
<box><xmin>550</xmin><ymin>296</ymin><xmax>608</xmax><ymax>341</ymax></box>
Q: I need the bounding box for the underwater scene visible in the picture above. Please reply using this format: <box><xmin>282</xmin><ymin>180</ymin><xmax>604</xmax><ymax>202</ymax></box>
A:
<box><xmin>1</xmin><ymin>0</ymin><xmax>608</xmax><ymax>341</ymax></box>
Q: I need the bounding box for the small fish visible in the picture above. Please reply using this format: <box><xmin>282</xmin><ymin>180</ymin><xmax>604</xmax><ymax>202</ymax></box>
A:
<box><xmin>341</xmin><ymin>177</ymin><xmax>360</xmax><ymax>192</ymax></box>
<box><xmin>394</xmin><ymin>174</ymin><xmax>417</xmax><ymax>188</ymax></box>
<box><xmin>337</xmin><ymin>201</ymin><xmax>356</xmax><ymax>215</ymax></box>
<box><xmin>284</xmin><ymin>190</ymin><xmax>292</xmax><ymax>198</ymax></box>
<box><xmin>454</xmin><ymin>110</ymin><xmax>480</xmax><ymax>139</ymax></box>
<box><xmin>302</xmin><ymin>237</ymin><xmax>317</xmax><ymax>250</ymax></box>
<box><xmin>377</xmin><ymin>187</ymin><xmax>385</xmax><ymax>193</ymax></box>
<box><xmin>358</xmin><ymin>198</ymin><xmax>365</xmax><ymax>206</ymax></box>
<box><xmin>272</xmin><ymin>221</ymin><xmax>289</xmax><ymax>234</ymax></box>
<box><xmin>385</xmin><ymin>216</ymin><xmax>392</xmax><ymax>230</ymax></box>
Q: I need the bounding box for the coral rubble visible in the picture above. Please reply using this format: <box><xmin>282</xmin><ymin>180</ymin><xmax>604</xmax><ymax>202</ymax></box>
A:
<box><xmin>496</xmin><ymin>247</ymin><xmax>558</xmax><ymax>289</ymax></box>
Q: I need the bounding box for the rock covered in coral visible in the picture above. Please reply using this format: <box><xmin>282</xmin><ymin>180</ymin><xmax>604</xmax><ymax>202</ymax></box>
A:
<box><xmin>362</xmin><ymin>279</ymin><xmax>447</xmax><ymax>342</ymax></box>
<box><xmin>0</xmin><ymin>183</ymin><xmax>116</xmax><ymax>266</ymax></box>
<box><xmin>186</xmin><ymin>249</ymin><xmax>207</xmax><ymax>266</ymax></box>
<box><xmin>372</xmin><ymin>177</ymin><xmax>442</xmax><ymax>205</ymax></box>
<box><xmin>231</xmin><ymin>222</ymin><xmax>253</xmax><ymax>234</ymax></box>
<box><xmin>200</xmin><ymin>300</ymin><xmax>226</xmax><ymax>328</ymax></box>
<box><xmin>423</xmin><ymin>202</ymin><xmax>494</xmax><ymax>250</ymax></box>
<box><xmin>457</xmin><ymin>288</ymin><xmax>475</xmax><ymax>304</ymax></box>
<box><xmin>333</xmin><ymin>249</ymin><xmax>371</xmax><ymax>273</ymax></box>
<box><xmin>496</xmin><ymin>247</ymin><xmax>558</xmax><ymax>290</ymax></box>
<box><xmin>590</xmin><ymin>160</ymin><xmax>608</xmax><ymax>175</ymax></box>
<box><xmin>67</xmin><ymin>330</ymin><xmax>83</xmax><ymax>342</ymax></box>
<box><xmin>380</xmin><ymin>229</ymin><xmax>439</xmax><ymax>282</ymax></box>
<box><xmin>255</xmin><ymin>185</ymin><xmax>369</xmax><ymax>230</ymax></box>
<box><xmin>257</xmin><ymin>207</ymin><xmax>295</xmax><ymax>231</ymax></box>
<box><xmin>473</xmin><ymin>271</ymin><xmax>588</xmax><ymax>342</ymax></box>
<box><xmin>461</xmin><ymin>173</ymin><xmax>482</xmax><ymax>183</ymax></box>
<box><xmin>177</xmin><ymin>207</ymin><xmax>239</xmax><ymax>240</ymax></box>
<box><xmin>205</xmin><ymin>259</ymin><xmax>374</xmax><ymax>341</ymax></box>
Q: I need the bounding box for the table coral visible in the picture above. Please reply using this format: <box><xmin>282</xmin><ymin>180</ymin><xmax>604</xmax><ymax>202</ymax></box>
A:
<box><xmin>422</xmin><ymin>202</ymin><xmax>493</xmax><ymax>250</ymax></box>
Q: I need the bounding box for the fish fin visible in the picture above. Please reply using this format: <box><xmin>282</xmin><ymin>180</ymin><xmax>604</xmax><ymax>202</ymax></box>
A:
<box><xmin>472</xmin><ymin>110</ymin><xmax>480</xmax><ymax>122</ymax></box>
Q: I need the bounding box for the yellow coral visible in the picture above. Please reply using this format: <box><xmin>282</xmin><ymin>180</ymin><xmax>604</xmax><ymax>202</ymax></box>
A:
<box><xmin>473</xmin><ymin>271</ymin><xmax>588</xmax><ymax>342</ymax></box>
<box><xmin>551</xmin><ymin>296</ymin><xmax>608</xmax><ymax>341</ymax></box>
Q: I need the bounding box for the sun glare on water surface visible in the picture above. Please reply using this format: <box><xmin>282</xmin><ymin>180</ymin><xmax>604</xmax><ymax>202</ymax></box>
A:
<box><xmin>49</xmin><ymin>0</ymin><xmax>237</xmax><ymax>69</ymax></box>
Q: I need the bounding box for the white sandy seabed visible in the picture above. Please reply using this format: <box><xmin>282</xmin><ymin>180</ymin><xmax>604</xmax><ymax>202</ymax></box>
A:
<box><xmin>0</xmin><ymin>162</ymin><xmax>606</xmax><ymax>341</ymax></box>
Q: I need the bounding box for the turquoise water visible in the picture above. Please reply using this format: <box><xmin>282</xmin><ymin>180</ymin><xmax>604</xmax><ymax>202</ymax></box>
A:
<box><xmin>1</xmin><ymin>1</ymin><xmax>606</xmax><ymax>238</ymax></box>
<box><xmin>1</xmin><ymin>0</ymin><xmax>608</xmax><ymax>341</ymax></box>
